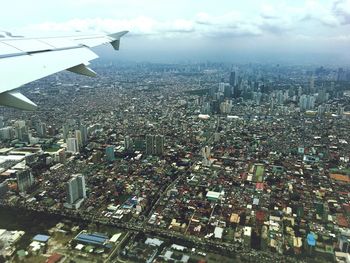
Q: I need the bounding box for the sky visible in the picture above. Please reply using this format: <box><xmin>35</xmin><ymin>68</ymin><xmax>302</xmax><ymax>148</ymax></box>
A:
<box><xmin>2</xmin><ymin>0</ymin><xmax>350</xmax><ymax>64</ymax></box>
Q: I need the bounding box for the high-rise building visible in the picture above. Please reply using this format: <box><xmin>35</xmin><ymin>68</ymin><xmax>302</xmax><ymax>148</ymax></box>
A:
<box><xmin>75</xmin><ymin>130</ymin><xmax>82</xmax><ymax>149</ymax></box>
<box><xmin>124</xmin><ymin>135</ymin><xmax>132</xmax><ymax>151</ymax></box>
<box><xmin>309</xmin><ymin>76</ymin><xmax>315</xmax><ymax>94</ymax></box>
<box><xmin>36</xmin><ymin>122</ymin><xmax>46</xmax><ymax>137</ymax></box>
<box><xmin>218</xmin><ymin>82</ymin><xmax>226</xmax><ymax>93</ymax></box>
<box><xmin>0</xmin><ymin>180</ymin><xmax>8</xmax><ymax>198</ymax></box>
<box><xmin>146</xmin><ymin>135</ymin><xmax>165</xmax><ymax>156</ymax></box>
<box><xmin>146</xmin><ymin>134</ymin><xmax>154</xmax><ymax>155</ymax></box>
<box><xmin>202</xmin><ymin>146</ymin><xmax>211</xmax><ymax>166</ymax></box>
<box><xmin>224</xmin><ymin>84</ymin><xmax>232</xmax><ymax>98</ymax></box>
<box><xmin>154</xmin><ymin>135</ymin><xmax>164</xmax><ymax>156</ymax></box>
<box><xmin>16</xmin><ymin>169</ymin><xmax>34</xmax><ymax>192</ymax></box>
<box><xmin>57</xmin><ymin>149</ymin><xmax>66</xmax><ymax>163</ymax></box>
<box><xmin>105</xmin><ymin>145</ymin><xmax>115</xmax><ymax>162</ymax></box>
<box><xmin>229</xmin><ymin>71</ymin><xmax>236</xmax><ymax>87</ymax></box>
<box><xmin>220</xmin><ymin>100</ymin><xmax>232</xmax><ymax>114</ymax></box>
<box><xmin>67</xmin><ymin>137</ymin><xmax>79</xmax><ymax>153</ymax></box>
<box><xmin>62</xmin><ymin>124</ymin><xmax>69</xmax><ymax>141</ymax></box>
<box><xmin>0</xmin><ymin>127</ymin><xmax>13</xmax><ymax>141</ymax></box>
<box><xmin>77</xmin><ymin>175</ymin><xmax>86</xmax><ymax>199</ymax></box>
<box><xmin>65</xmin><ymin>174</ymin><xmax>86</xmax><ymax>209</ymax></box>
<box><xmin>338</xmin><ymin>105</ymin><xmax>345</xmax><ymax>116</ymax></box>
<box><xmin>80</xmin><ymin>124</ymin><xmax>88</xmax><ymax>145</ymax></box>
<box><xmin>299</xmin><ymin>95</ymin><xmax>315</xmax><ymax>111</ymax></box>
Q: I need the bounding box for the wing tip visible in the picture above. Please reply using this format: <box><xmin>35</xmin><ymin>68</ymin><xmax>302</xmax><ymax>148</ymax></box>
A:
<box><xmin>108</xmin><ymin>31</ymin><xmax>129</xmax><ymax>40</ymax></box>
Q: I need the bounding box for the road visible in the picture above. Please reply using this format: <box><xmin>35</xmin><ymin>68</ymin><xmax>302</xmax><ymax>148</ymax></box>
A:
<box><xmin>104</xmin><ymin>232</ymin><xmax>130</xmax><ymax>263</ymax></box>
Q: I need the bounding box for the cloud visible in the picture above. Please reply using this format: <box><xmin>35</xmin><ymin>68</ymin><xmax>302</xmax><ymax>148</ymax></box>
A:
<box><xmin>333</xmin><ymin>0</ymin><xmax>350</xmax><ymax>24</ymax></box>
<box><xmin>15</xmin><ymin>1</ymin><xmax>350</xmax><ymax>40</ymax></box>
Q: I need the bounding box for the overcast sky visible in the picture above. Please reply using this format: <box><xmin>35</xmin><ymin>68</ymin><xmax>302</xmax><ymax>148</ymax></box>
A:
<box><xmin>2</xmin><ymin>0</ymin><xmax>350</xmax><ymax>64</ymax></box>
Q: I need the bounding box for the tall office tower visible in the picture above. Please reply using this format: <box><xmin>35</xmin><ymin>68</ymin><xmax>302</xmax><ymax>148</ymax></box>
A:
<box><xmin>317</xmin><ymin>105</ymin><xmax>325</xmax><ymax>117</ymax></box>
<box><xmin>154</xmin><ymin>135</ymin><xmax>164</xmax><ymax>156</ymax></box>
<box><xmin>145</xmin><ymin>135</ymin><xmax>165</xmax><ymax>156</ymax></box>
<box><xmin>105</xmin><ymin>145</ymin><xmax>115</xmax><ymax>162</ymax></box>
<box><xmin>299</xmin><ymin>95</ymin><xmax>315</xmax><ymax>111</ymax></box>
<box><xmin>297</xmin><ymin>86</ymin><xmax>303</xmax><ymax>97</ymax></box>
<box><xmin>0</xmin><ymin>180</ymin><xmax>9</xmax><ymax>198</ymax></box>
<box><xmin>310</xmin><ymin>76</ymin><xmax>315</xmax><ymax>93</ymax></box>
<box><xmin>218</xmin><ymin>82</ymin><xmax>226</xmax><ymax>93</ymax></box>
<box><xmin>224</xmin><ymin>84</ymin><xmax>232</xmax><ymax>98</ymax></box>
<box><xmin>0</xmin><ymin>127</ymin><xmax>13</xmax><ymax>141</ymax></box>
<box><xmin>317</xmin><ymin>88</ymin><xmax>328</xmax><ymax>103</ymax></box>
<box><xmin>75</xmin><ymin>130</ymin><xmax>82</xmax><ymax>149</ymax></box>
<box><xmin>14</xmin><ymin>120</ymin><xmax>27</xmax><ymax>141</ymax></box>
<box><xmin>65</xmin><ymin>174</ymin><xmax>86</xmax><ymax>209</ymax></box>
<box><xmin>57</xmin><ymin>149</ymin><xmax>66</xmax><ymax>163</ymax></box>
<box><xmin>36</xmin><ymin>122</ymin><xmax>46</xmax><ymax>137</ymax></box>
<box><xmin>209</xmin><ymin>86</ymin><xmax>217</xmax><ymax>98</ymax></box>
<box><xmin>15</xmin><ymin>126</ymin><xmax>26</xmax><ymax>141</ymax></box>
<box><xmin>276</xmin><ymin>90</ymin><xmax>285</xmax><ymax>105</ymax></box>
<box><xmin>202</xmin><ymin>101</ymin><xmax>211</xmax><ymax>114</ymax></box>
<box><xmin>337</xmin><ymin>68</ymin><xmax>345</xmax><ymax>81</ymax></box>
<box><xmin>124</xmin><ymin>135</ymin><xmax>132</xmax><ymax>151</ymax></box>
<box><xmin>146</xmin><ymin>134</ymin><xmax>155</xmax><ymax>155</ymax></box>
<box><xmin>16</xmin><ymin>169</ymin><xmax>34</xmax><ymax>192</ymax></box>
<box><xmin>79</xmin><ymin>124</ymin><xmax>88</xmax><ymax>145</ymax></box>
<box><xmin>338</xmin><ymin>105</ymin><xmax>345</xmax><ymax>116</ymax></box>
<box><xmin>220</xmin><ymin>100</ymin><xmax>232</xmax><ymax>114</ymax></box>
<box><xmin>201</xmin><ymin>146</ymin><xmax>211</xmax><ymax>167</ymax></box>
<box><xmin>67</xmin><ymin>137</ymin><xmax>79</xmax><ymax>153</ymax></box>
<box><xmin>66</xmin><ymin>178</ymin><xmax>77</xmax><ymax>205</ymax></box>
<box><xmin>229</xmin><ymin>71</ymin><xmax>236</xmax><ymax>87</ymax></box>
<box><xmin>233</xmin><ymin>81</ymin><xmax>241</xmax><ymax>98</ymax></box>
<box><xmin>62</xmin><ymin>124</ymin><xmax>69</xmax><ymax>141</ymax></box>
<box><xmin>76</xmin><ymin>175</ymin><xmax>86</xmax><ymax>199</ymax></box>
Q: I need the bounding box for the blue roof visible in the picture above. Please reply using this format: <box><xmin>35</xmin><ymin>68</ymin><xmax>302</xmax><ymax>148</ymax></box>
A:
<box><xmin>33</xmin><ymin>234</ymin><xmax>50</xmax><ymax>243</ymax></box>
<box><xmin>307</xmin><ymin>233</ymin><xmax>316</xmax><ymax>246</ymax></box>
<box><xmin>92</xmin><ymin>232</ymin><xmax>109</xmax><ymax>239</ymax></box>
<box><xmin>75</xmin><ymin>233</ymin><xmax>108</xmax><ymax>246</ymax></box>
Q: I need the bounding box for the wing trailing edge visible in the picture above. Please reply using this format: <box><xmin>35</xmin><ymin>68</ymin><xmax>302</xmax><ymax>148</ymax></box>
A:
<box><xmin>0</xmin><ymin>30</ymin><xmax>128</xmax><ymax>110</ymax></box>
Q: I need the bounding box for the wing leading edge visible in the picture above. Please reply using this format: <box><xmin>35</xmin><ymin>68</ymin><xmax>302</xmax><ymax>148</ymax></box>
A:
<box><xmin>0</xmin><ymin>30</ymin><xmax>128</xmax><ymax>110</ymax></box>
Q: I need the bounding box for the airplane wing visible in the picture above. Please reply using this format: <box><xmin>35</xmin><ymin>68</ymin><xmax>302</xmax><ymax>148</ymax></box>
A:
<box><xmin>0</xmin><ymin>30</ymin><xmax>128</xmax><ymax>110</ymax></box>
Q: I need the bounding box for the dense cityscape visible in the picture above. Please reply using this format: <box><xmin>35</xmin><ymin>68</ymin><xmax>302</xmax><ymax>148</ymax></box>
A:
<box><xmin>0</xmin><ymin>61</ymin><xmax>349</xmax><ymax>263</ymax></box>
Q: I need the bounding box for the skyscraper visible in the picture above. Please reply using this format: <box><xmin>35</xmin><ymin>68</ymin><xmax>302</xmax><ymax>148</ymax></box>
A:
<box><xmin>79</xmin><ymin>124</ymin><xmax>88</xmax><ymax>145</ymax></box>
<box><xmin>202</xmin><ymin>146</ymin><xmax>211</xmax><ymax>166</ymax></box>
<box><xmin>309</xmin><ymin>76</ymin><xmax>315</xmax><ymax>94</ymax></box>
<box><xmin>17</xmin><ymin>169</ymin><xmax>34</xmax><ymax>192</ymax></box>
<box><xmin>105</xmin><ymin>145</ymin><xmax>115</xmax><ymax>162</ymax></box>
<box><xmin>154</xmin><ymin>135</ymin><xmax>164</xmax><ymax>156</ymax></box>
<box><xmin>124</xmin><ymin>135</ymin><xmax>132</xmax><ymax>151</ymax></box>
<box><xmin>229</xmin><ymin>71</ymin><xmax>236</xmax><ymax>87</ymax></box>
<box><xmin>299</xmin><ymin>95</ymin><xmax>315</xmax><ymax>111</ymax></box>
<box><xmin>67</xmin><ymin>137</ymin><xmax>79</xmax><ymax>153</ymax></box>
<box><xmin>146</xmin><ymin>135</ymin><xmax>165</xmax><ymax>156</ymax></box>
<box><xmin>146</xmin><ymin>134</ymin><xmax>154</xmax><ymax>155</ymax></box>
<box><xmin>62</xmin><ymin>124</ymin><xmax>69</xmax><ymax>141</ymax></box>
<box><xmin>65</xmin><ymin>174</ymin><xmax>86</xmax><ymax>209</ymax></box>
<box><xmin>75</xmin><ymin>130</ymin><xmax>82</xmax><ymax>149</ymax></box>
<box><xmin>36</xmin><ymin>122</ymin><xmax>46</xmax><ymax>137</ymax></box>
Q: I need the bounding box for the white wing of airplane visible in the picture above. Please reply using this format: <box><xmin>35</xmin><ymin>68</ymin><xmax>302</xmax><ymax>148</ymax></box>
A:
<box><xmin>0</xmin><ymin>30</ymin><xmax>128</xmax><ymax>110</ymax></box>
